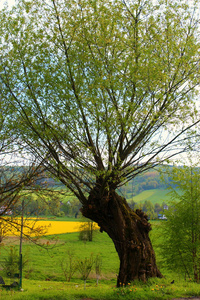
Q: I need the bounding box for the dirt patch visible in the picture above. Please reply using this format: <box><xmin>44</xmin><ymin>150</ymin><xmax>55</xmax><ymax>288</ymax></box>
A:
<box><xmin>1</xmin><ymin>236</ymin><xmax>61</xmax><ymax>247</ymax></box>
<box><xmin>1</xmin><ymin>236</ymin><xmax>20</xmax><ymax>246</ymax></box>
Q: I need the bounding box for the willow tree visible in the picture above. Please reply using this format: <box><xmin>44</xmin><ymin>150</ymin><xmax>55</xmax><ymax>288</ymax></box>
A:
<box><xmin>0</xmin><ymin>0</ymin><xmax>200</xmax><ymax>285</ymax></box>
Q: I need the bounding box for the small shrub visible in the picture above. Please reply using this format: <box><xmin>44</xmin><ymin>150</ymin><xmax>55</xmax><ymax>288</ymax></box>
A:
<box><xmin>1</xmin><ymin>246</ymin><xmax>30</xmax><ymax>278</ymax></box>
<box><xmin>1</xmin><ymin>246</ymin><xmax>19</xmax><ymax>277</ymax></box>
<box><xmin>60</xmin><ymin>249</ymin><xmax>77</xmax><ymax>282</ymax></box>
<box><xmin>77</xmin><ymin>253</ymin><xmax>94</xmax><ymax>289</ymax></box>
<box><xmin>56</xmin><ymin>211</ymin><xmax>65</xmax><ymax>218</ymax></box>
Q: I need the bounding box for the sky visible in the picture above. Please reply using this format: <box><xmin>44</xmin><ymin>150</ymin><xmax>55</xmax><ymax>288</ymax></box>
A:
<box><xmin>0</xmin><ymin>0</ymin><xmax>15</xmax><ymax>9</ymax></box>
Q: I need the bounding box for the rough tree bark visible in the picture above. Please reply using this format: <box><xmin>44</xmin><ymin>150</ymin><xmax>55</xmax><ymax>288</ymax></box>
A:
<box><xmin>81</xmin><ymin>186</ymin><xmax>162</xmax><ymax>286</ymax></box>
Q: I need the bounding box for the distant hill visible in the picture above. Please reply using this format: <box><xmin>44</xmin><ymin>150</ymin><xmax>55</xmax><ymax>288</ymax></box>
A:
<box><xmin>126</xmin><ymin>189</ymin><xmax>170</xmax><ymax>205</ymax></box>
<box><xmin>118</xmin><ymin>166</ymin><xmax>174</xmax><ymax>199</ymax></box>
<box><xmin>2</xmin><ymin>165</ymin><xmax>176</xmax><ymax>205</ymax></box>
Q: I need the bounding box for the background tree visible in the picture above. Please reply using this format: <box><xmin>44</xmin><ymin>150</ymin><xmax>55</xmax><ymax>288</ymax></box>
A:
<box><xmin>0</xmin><ymin>0</ymin><xmax>200</xmax><ymax>285</ymax></box>
<box><xmin>0</xmin><ymin>96</ymin><xmax>56</xmax><ymax>245</ymax></box>
<box><xmin>159</xmin><ymin>161</ymin><xmax>200</xmax><ymax>282</ymax></box>
<box><xmin>79</xmin><ymin>218</ymin><xmax>97</xmax><ymax>242</ymax></box>
<box><xmin>154</xmin><ymin>203</ymin><xmax>162</xmax><ymax>215</ymax></box>
<box><xmin>0</xmin><ymin>96</ymin><xmax>43</xmax><ymax>216</ymax></box>
<box><xmin>142</xmin><ymin>200</ymin><xmax>157</xmax><ymax>220</ymax></box>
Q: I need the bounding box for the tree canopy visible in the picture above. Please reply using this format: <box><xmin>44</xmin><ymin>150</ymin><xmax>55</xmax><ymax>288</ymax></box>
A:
<box><xmin>0</xmin><ymin>0</ymin><xmax>199</xmax><ymax>202</ymax></box>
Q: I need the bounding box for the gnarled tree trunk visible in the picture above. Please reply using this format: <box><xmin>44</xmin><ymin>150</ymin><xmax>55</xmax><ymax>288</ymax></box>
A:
<box><xmin>81</xmin><ymin>187</ymin><xmax>162</xmax><ymax>286</ymax></box>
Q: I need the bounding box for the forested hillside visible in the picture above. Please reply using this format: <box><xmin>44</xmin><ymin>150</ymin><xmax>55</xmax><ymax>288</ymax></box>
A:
<box><xmin>2</xmin><ymin>165</ymin><xmax>174</xmax><ymax>195</ymax></box>
<box><xmin>118</xmin><ymin>166</ymin><xmax>174</xmax><ymax>199</ymax></box>
<box><xmin>1</xmin><ymin>165</ymin><xmax>178</xmax><ymax>219</ymax></box>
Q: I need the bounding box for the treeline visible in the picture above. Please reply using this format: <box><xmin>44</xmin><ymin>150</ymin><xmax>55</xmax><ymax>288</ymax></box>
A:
<box><xmin>3</xmin><ymin>165</ymin><xmax>174</xmax><ymax>195</ymax></box>
<box><xmin>12</xmin><ymin>191</ymin><xmax>82</xmax><ymax>218</ymax></box>
<box><xmin>12</xmin><ymin>192</ymin><xmax>167</xmax><ymax>220</ymax></box>
<box><xmin>0</xmin><ymin>166</ymin><xmax>63</xmax><ymax>189</ymax></box>
<box><xmin>2</xmin><ymin>165</ymin><xmax>177</xmax><ymax>214</ymax></box>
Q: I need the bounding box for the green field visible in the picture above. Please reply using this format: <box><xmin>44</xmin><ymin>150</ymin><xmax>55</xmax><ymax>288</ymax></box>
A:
<box><xmin>0</xmin><ymin>220</ymin><xmax>200</xmax><ymax>299</ymax></box>
<box><xmin>127</xmin><ymin>189</ymin><xmax>170</xmax><ymax>205</ymax></box>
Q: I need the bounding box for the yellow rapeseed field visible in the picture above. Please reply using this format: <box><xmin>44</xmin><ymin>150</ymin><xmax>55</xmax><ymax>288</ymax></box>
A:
<box><xmin>1</xmin><ymin>218</ymin><xmax>99</xmax><ymax>237</ymax></box>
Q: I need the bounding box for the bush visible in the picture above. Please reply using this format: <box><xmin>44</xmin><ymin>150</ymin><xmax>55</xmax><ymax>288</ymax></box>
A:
<box><xmin>60</xmin><ymin>249</ymin><xmax>77</xmax><ymax>282</ymax></box>
<box><xmin>79</xmin><ymin>219</ymin><xmax>97</xmax><ymax>242</ymax></box>
<box><xmin>77</xmin><ymin>254</ymin><xmax>94</xmax><ymax>289</ymax></box>
<box><xmin>1</xmin><ymin>246</ymin><xmax>19</xmax><ymax>278</ymax></box>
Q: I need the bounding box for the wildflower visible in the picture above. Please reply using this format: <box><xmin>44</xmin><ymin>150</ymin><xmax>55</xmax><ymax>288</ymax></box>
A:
<box><xmin>152</xmin><ymin>288</ymin><xmax>154</xmax><ymax>291</ymax></box>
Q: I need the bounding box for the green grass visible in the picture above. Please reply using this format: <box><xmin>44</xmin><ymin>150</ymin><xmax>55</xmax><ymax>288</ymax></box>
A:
<box><xmin>1</xmin><ymin>221</ymin><xmax>200</xmax><ymax>299</ymax></box>
<box><xmin>1</xmin><ymin>277</ymin><xmax>200</xmax><ymax>300</ymax></box>
<box><xmin>128</xmin><ymin>189</ymin><xmax>170</xmax><ymax>205</ymax></box>
<box><xmin>0</xmin><ymin>231</ymin><xmax>119</xmax><ymax>282</ymax></box>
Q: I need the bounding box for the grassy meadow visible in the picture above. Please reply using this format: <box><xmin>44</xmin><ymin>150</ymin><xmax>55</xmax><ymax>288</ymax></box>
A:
<box><xmin>0</xmin><ymin>218</ymin><xmax>200</xmax><ymax>299</ymax></box>
<box><xmin>127</xmin><ymin>189</ymin><xmax>170</xmax><ymax>205</ymax></box>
